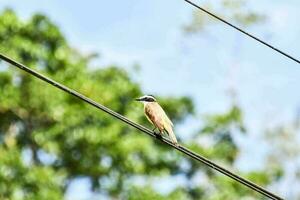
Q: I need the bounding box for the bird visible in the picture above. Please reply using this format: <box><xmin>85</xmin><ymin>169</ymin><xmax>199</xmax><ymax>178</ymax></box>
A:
<box><xmin>135</xmin><ymin>95</ymin><xmax>178</xmax><ymax>146</ymax></box>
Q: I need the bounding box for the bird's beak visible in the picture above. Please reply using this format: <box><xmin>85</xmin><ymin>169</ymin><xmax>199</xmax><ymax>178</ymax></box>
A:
<box><xmin>135</xmin><ymin>98</ymin><xmax>142</xmax><ymax>101</ymax></box>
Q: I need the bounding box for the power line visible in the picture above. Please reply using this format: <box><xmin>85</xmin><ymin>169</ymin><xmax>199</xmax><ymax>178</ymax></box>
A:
<box><xmin>184</xmin><ymin>0</ymin><xmax>300</xmax><ymax>65</ymax></box>
<box><xmin>0</xmin><ymin>53</ymin><xmax>283</xmax><ymax>200</ymax></box>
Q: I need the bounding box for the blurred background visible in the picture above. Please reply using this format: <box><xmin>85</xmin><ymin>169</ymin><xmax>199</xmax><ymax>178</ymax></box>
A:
<box><xmin>0</xmin><ymin>0</ymin><xmax>299</xmax><ymax>199</ymax></box>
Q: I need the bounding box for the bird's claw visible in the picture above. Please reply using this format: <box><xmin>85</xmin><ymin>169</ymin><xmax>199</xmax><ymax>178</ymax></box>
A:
<box><xmin>154</xmin><ymin>132</ymin><xmax>162</xmax><ymax>139</ymax></box>
<box><xmin>173</xmin><ymin>142</ymin><xmax>179</xmax><ymax>147</ymax></box>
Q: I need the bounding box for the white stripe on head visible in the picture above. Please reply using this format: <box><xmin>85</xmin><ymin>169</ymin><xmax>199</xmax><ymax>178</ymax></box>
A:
<box><xmin>139</xmin><ymin>95</ymin><xmax>156</xmax><ymax>102</ymax></box>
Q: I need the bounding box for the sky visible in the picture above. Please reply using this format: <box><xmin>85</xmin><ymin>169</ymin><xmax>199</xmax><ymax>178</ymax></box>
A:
<box><xmin>0</xmin><ymin>0</ymin><xmax>299</xmax><ymax>199</ymax></box>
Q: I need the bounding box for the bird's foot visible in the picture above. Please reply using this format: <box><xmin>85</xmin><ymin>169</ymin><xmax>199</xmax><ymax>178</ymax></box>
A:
<box><xmin>154</xmin><ymin>132</ymin><xmax>163</xmax><ymax>139</ymax></box>
<box><xmin>173</xmin><ymin>142</ymin><xmax>179</xmax><ymax>147</ymax></box>
<box><xmin>152</xmin><ymin>127</ymin><xmax>162</xmax><ymax>138</ymax></box>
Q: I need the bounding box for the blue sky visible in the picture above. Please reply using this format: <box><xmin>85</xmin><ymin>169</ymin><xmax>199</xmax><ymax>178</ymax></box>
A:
<box><xmin>0</xmin><ymin>0</ymin><xmax>299</xmax><ymax>199</ymax></box>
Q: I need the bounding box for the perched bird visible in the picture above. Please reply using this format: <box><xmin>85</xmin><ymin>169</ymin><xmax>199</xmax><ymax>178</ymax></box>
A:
<box><xmin>135</xmin><ymin>95</ymin><xmax>178</xmax><ymax>146</ymax></box>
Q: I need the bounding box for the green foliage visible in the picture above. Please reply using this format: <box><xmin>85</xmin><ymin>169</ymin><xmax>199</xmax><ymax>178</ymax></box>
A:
<box><xmin>185</xmin><ymin>105</ymin><xmax>273</xmax><ymax>199</ymax></box>
<box><xmin>0</xmin><ymin>9</ymin><xmax>194</xmax><ymax>199</ymax></box>
<box><xmin>0</xmin><ymin>147</ymin><xmax>65</xmax><ymax>200</ymax></box>
<box><xmin>202</xmin><ymin>105</ymin><xmax>245</xmax><ymax>134</ymax></box>
<box><xmin>126</xmin><ymin>186</ymin><xmax>190</xmax><ymax>200</ymax></box>
<box><xmin>263</xmin><ymin>123</ymin><xmax>300</xmax><ymax>199</ymax></box>
<box><xmin>200</xmin><ymin>105</ymin><xmax>244</xmax><ymax>163</ymax></box>
<box><xmin>0</xmin><ymin>8</ymin><xmax>281</xmax><ymax>200</ymax></box>
<box><xmin>184</xmin><ymin>0</ymin><xmax>266</xmax><ymax>34</ymax></box>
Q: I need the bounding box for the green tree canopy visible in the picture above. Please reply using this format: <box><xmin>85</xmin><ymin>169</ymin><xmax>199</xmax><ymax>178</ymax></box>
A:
<box><xmin>184</xmin><ymin>0</ymin><xmax>265</xmax><ymax>34</ymax></box>
<box><xmin>0</xmin><ymin>9</ymin><xmax>194</xmax><ymax>199</ymax></box>
<box><xmin>0</xmin><ymin>8</ymin><xmax>284</xmax><ymax>200</ymax></box>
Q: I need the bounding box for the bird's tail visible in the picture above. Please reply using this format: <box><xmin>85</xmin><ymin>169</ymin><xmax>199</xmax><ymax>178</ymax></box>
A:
<box><xmin>165</xmin><ymin>126</ymin><xmax>178</xmax><ymax>146</ymax></box>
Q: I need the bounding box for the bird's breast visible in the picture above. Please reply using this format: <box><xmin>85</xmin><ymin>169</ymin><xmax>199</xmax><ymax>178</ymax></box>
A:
<box><xmin>144</xmin><ymin>103</ymin><xmax>167</xmax><ymax>129</ymax></box>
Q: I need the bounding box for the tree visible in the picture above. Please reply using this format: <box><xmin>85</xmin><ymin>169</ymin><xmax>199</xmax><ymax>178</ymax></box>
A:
<box><xmin>0</xmin><ymin>9</ymin><xmax>194</xmax><ymax>199</ymax></box>
<box><xmin>181</xmin><ymin>1</ymin><xmax>286</xmax><ymax>199</ymax></box>
<box><xmin>184</xmin><ymin>0</ymin><xmax>265</xmax><ymax>34</ymax></box>
<box><xmin>184</xmin><ymin>105</ymin><xmax>280</xmax><ymax>199</ymax></box>
<box><xmin>263</xmin><ymin>114</ymin><xmax>300</xmax><ymax>199</ymax></box>
<box><xmin>0</xmin><ymin>4</ymin><xmax>287</xmax><ymax>199</ymax></box>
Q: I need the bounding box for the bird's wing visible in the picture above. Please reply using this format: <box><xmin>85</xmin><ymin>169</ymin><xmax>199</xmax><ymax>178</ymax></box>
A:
<box><xmin>155</xmin><ymin>104</ymin><xmax>177</xmax><ymax>145</ymax></box>
<box><xmin>155</xmin><ymin>103</ymin><xmax>174</xmax><ymax>127</ymax></box>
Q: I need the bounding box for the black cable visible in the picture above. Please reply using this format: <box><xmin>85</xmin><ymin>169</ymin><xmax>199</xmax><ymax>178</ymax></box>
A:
<box><xmin>184</xmin><ymin>0</ymin><xmax>300</xmax><ymax>65</ymax></box>
<box><xmin>0</xmin><ymin>53</ymin><xmax>283</xmax><ymax>200</ymax></box>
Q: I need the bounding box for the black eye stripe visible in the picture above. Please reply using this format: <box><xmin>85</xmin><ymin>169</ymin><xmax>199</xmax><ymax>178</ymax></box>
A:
<box><xmin>141</xmin><ymin>96</ymin><xmax>156</xmax><ymax>102</ymax></box>
<box><xmin>147</xmin><ymin>97</ymin><xmax>155</xmax><ymax>102</ymax></box>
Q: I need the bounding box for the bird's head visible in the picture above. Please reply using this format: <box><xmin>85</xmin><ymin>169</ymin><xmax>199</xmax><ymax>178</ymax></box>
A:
<box><xmin>135</xmin><ymin>95</ymin><xmax>157</xmax><ymax>103</ymax></box>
